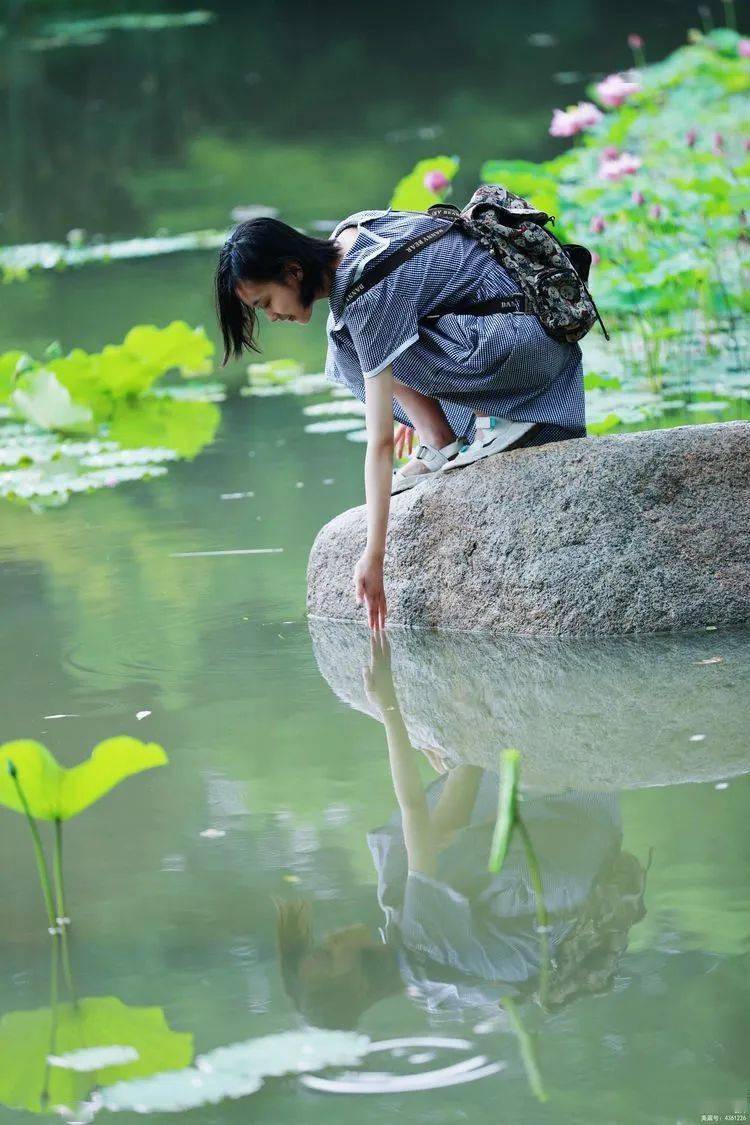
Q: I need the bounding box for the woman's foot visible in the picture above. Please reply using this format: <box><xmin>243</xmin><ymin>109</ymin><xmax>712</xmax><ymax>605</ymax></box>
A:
<box><xmin>391</xmin><ymin>435</ymin><xmax>467</xmax><ymax>494</ymax></box>
<box><xmin>443</xmin><ymin>417</ymin><xmax>539</xmax><ymax>469</ymax></box>
<box><xmin>398</xmin><ymin>426</ymin><xmax>458</xmax><ymax>478</ymax></box>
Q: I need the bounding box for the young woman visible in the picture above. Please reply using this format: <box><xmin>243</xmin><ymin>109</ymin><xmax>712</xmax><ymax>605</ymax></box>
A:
<box><xmin>214</xmin><ymin>208</ymin><xmax>587</xmax><ymax>631</ymax></box>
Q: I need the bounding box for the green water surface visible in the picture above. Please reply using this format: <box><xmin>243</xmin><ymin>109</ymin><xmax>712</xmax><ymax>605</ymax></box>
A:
<box><xmin>1</xmin><ymin>2</ymin><xmax>749</xmax><ymax>1122</ymax></box>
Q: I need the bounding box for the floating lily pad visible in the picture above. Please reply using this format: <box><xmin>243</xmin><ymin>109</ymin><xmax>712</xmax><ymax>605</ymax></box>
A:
<box><xmin>92</xmin><ymin>1029</ymin><xmax>369</xmax><ymax>1116</ymax></box>
<box><xmin>0</xmin><ymin>997</ymin><xmax>192</xmax><ymax>1115</ymax></box>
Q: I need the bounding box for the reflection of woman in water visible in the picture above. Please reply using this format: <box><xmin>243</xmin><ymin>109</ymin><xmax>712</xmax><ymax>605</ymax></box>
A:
<box><xmin>277</xmin><ymin>636</ymin><xmax>649</xmax><ymax>1029</ymax></box>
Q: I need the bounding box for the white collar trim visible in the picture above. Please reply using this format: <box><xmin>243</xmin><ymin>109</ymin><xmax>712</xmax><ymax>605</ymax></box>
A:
<box><xmin>329</xmin><ymin>209</ymin><xmax>394</xmax><ymax>330</ymax></box>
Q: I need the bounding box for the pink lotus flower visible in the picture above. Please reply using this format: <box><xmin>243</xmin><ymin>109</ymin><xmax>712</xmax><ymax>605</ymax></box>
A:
<box><xmin>423</xmin><ymin>170</ymin><xmax>450</xmax><ymax>194</ymax></box>
<box><xmin>549</xmin><ymin>108</ymin><xmax>580</xmax><ymax>137</ymax></box>
<box><xmin>745</xmin><ymin>138</ymin><xmax>750</xmax><ymax>152</ymax></box>
<box><xmin>573</xmin><ymin>101</ymin><xmax>604</xmax><ymax>129</ymax></box>
<box><xmin>596</xmin><ymin>72</ymin><xmax>641</xmax><ymax>108</ymax></box>
<box><xmin>590</xmin><ymin>215</ymin><xmax>606</xmax><ymax>234</ymax></box>
<box><xmin>601</xmin><ymin>145</ymin><xmax>620</xmax><ymax>160</ymax></box>
<box><xmin>597</xmin><ymin>152</ymin><xmax>642</xmax><ymax>181</ymax></box>
<box><xmin>686</xmin><ymin>128</ymin><xmax>698</xmax><ymax>148</ymax></box>
<box><xmin>617</xmin><ymin>152</ymin><xmax>642</xmax><ymax>174</ymax></box>
<box><xmin>628</xmin><ymin>33</ymin><xmax>644</xmax><ymax>50</ymax></box>
<box><xmin>549</xmin><ymin>101</ymin><xmax>603</xmax><ymax>137</ymax></box>
<box><xmin>712</xmin><ymin>132</ymin><xmax>725</xmax><ymax>155</ymax></box>
<box><xmin>631</xmin><ymin>189</ymin><xmax>645</xmax><ymax>205</ymax></box>
<box><xmin>738</xmin><ymin>37</ymin><xmax>750</xmax><ymax>58</ymax></box>
<box><xmin>649</xmin><ymin>204</ymin><xmax>662</xmax><ymax>220</ymax></box>
<box><xmin>591</xmin><ymin>252</ymin><xmax>601</xmax><ymax>266</ymax></box>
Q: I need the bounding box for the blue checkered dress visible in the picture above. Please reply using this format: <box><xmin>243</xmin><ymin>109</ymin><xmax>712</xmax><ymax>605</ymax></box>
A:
<box><xmin>325</xmin><ymin>208</ymin><xmax>587</xmax><ymax>445</ymax></box>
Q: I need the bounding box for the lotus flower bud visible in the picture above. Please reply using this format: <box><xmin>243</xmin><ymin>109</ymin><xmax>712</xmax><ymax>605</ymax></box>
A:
<box><xmin>423</xmin><ymin>170</ymin><xmax>450</xmax><ymax>194</ymax></box>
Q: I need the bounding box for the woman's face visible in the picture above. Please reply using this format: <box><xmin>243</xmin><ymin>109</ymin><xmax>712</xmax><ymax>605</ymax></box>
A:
<box><xmin>235</xmin><ymin>263</ymin><xmax>313</xmax><ymax>325</ymax></box>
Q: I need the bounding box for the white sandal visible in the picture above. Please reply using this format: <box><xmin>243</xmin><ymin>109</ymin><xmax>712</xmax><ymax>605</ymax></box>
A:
<box><xmin>443</xmin><ymin>416</ymin><xmax>539</xmax><ymax>470</ymax></box>
<box><xmin>391</xmin><ymin>436</ymin><xmax>467</xmax><ymax>495</ymax></box>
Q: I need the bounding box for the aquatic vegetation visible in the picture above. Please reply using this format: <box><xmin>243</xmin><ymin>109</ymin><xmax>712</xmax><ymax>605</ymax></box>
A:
<box><xmin>390</xmin><ymin>156</ymin><xmax>460</xmax><ymax>210</ymax></box>
<box><xmin>375</xmin><ymin>23</ymin><xmax>746</xmax><ymax>433</ymax></box>
<box><xmin>488</xmin><ymin>749</ymin><xmax>550</xmax><ymax>1002</ymax></box>
<box><xmin>4</xmin><ymin>322</ymin><xmax>214</xmax><ymax>426</ymax></box>
<box><xmin>0</xmin><ymin>324</ymin><xmax>220</xmax><ymax>506</ymax></box>
<box><xmin>82</xmin><ymin>1029</ymin><xmax>370</xmax><ymax>1116</ymax></box>
<box><xmin>488</xmin><ymin>749</ymin><xmax>520</xmax><ymax>874</ymax></box>
<box><xmin>480</xmin><ymin>24</ymin><xmax>749</xmax><ymax>407</ymax></box>
<box><xmin>0</xmin><ymin>229</ymin><xmax>231</xmax><ymax>281</ymax></box>
<box><xmin>0</xmin><ymin>737</ymin><xmax>167</xmax><ymax>822</ymax></box>
<box><xmin>242</xmin><ymin>360</ymin><xmax>333</xmax><ymax>398</ymax></box>
<box><xmin>0</xmin><ymin>997</ymin><xmax>192</xmax><ymax>1116</ymax></box>
<box><xmin>0</xmin><ymin>737</ymin><xmax>167</xmax><ymax>931</ymax></box>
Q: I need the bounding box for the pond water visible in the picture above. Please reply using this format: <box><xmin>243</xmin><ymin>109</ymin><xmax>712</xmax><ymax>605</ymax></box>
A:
<box><xmin>1</xmin><ymin>2</ymin><xmax>749</xmax><ymax>1122</ymax></box>
<box><xmin>2</xmin><ymin>388</ymin><xmax>749</xmax><ymax>1123</ymax></box>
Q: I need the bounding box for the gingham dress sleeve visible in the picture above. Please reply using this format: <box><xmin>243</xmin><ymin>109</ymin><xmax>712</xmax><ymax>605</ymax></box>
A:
<box><xmin>343</xmin><ymin>268</ymin><xmax>421</xmax><ymax>379</ymax></box>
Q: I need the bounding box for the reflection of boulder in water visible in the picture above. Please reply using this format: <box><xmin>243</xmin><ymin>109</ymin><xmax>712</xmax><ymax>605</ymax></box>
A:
<box><xmin>309</xmin><ymin>620</ymin><xmax>750</xmax><ymax>790</ymax></box>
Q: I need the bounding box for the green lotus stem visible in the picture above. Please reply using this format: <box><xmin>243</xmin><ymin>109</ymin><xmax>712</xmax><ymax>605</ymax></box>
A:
<box><xmin>721</xmin><ymin>0</ymin><xmax>737</xmax><ymax>32</ymax></box>
<box><xmin>698</xmin><ymin>4</ymin><xmax>714</xmax><ymax>33</ymax></box>
<box><xmin>40</xmin><ymin>934</ymin><xmax>61</xmax><ymax>1110</ymax></box>
<box><xmin>53</xmin><ymin>818</ymin><xmax>68</xmax><ymax>924</ymax></box>
<box><xmin>488</xmin><ymin>749</ymin><xmax>520</xmax><ymax>873</ymax></box>
<box><xmin>7</xmin><ymin>761</ymin><xmax>56</xmax><ymax>930</ymax></box>
<box><xmin>501</xmin><ymin>995</ymin><xmax>549</xmax><ymax>1102</ymax></box>
<box><xmin>53</xmin><ymin>819</ymin><xmax>75</xmax><ymax>1000</ymax></box>
<box><xmin>517</xmin><ymin>816</ymin><xmax>551</xmax><ymax>1004</ymax></box>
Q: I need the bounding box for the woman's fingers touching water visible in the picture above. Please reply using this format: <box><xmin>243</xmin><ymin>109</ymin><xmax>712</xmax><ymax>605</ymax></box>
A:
<box><xmin>353</xmin><ymin>552</ymin><xmax>388</xmax><ymax>632</ymax></box>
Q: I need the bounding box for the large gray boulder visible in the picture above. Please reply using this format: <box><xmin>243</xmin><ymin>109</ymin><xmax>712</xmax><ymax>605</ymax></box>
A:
<box><xmin>307</xmin><ymin>422</ymin><xmax>750</xmax><ymax>636</ymax></box>
<box><xmin>310</xmin><ymin>619</ymin><xmax>750</xmax><ymax>791</ymax></box>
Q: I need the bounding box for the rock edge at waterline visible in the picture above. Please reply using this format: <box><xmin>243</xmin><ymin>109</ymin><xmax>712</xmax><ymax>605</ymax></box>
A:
<box><xmin>306</xmin><ymin>422</ymin><xmax>750</xmax><ymax>636</ymax></box>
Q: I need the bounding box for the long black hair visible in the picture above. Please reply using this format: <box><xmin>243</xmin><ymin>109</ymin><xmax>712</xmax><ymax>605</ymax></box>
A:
<box><xmin>214</xmin><ymin>218</ymin><xmax>340</xmax><ymax>365</ymax></box>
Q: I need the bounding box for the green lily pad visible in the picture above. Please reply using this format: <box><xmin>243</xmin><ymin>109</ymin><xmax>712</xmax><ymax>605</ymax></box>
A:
<box><xmin>0</xmin><ymin>996</ymin><xmax>192</xmax><ymax>1115</ymax></box>
<box><xmin>95</xmin><ymin>1029</ymin><xmax>369</xmax><ymax>1115</ymax></box>
<box><xmin>0</xmin><ymin>737</ymin><xmax>168</xmax><ymax>821</ymax></box>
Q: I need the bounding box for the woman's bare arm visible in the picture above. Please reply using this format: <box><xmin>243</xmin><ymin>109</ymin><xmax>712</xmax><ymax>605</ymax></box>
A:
<box><xmin>354</xmin><ymin>364</ymin><xmax>395</xmax><ymax>630</ymax></box>
<box><xmin>363</xmin><ymin>633</ymin><xmax>436</xmax><ymax>876</ymax></box>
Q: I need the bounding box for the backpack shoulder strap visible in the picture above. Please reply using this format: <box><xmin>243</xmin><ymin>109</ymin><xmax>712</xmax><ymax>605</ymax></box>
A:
<box><xmin>342</xmin><ymin>210</ymin><xmax>460</xmax><ymax>311</ymax></box>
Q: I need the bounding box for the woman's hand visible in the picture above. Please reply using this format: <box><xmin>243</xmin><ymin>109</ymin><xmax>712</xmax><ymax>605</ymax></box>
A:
<box><xmin>362</xmin><ymin>630</ymin><xmax>396</xmax><ymax>709</ymax></box>
<box><xmin>394</xmin><ymin>423</ymin><xmax>415</xmax><ymax>460</ymax></box>
<box><xmin>354</xmin><ymin>550</ymin><xmax>387</xmax><ymax>632</ymax></box>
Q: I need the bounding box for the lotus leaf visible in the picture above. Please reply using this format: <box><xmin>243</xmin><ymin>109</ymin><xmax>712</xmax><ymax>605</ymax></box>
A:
<box><xmin>95</xmin><ymin>1029</ymin><xmax>369</xmax><ymax>1115</ymax></box>
<box><xmin>121</xmin><ymin>322</ymin><xmax>214</xmax><ymax>379</ymax></box>
<box><xmin>0</xmin><ymin>996</ymin><xmax>192</xmax><ymax>1115</ymax></box>
<box><xmin>390</xmin><ymin>156</ymin><xmax>460</xmax><ymax>211</ymax></box>
<box><xmin>108</xmin><ymin>398</ymin><xmax>220</xmax><ymax>459</ymax></box>
<box><xmin>246</xmin><ymin>359</ymin><xmax>304</xmax><ymax>385</ymax></box>
<box><xmin>0</xmin><ymin>351</ymin><xmax>24</xmax><ymax>403</ymax></box>
<box><xmin>11</xmin><ymin>370</ymin><xmax>93</xmax><ymax>433</ymax></box>
<box><xmin>0</xmin><ymin>737</ymin><xmax>168</xmax><ymax>820</ymax></box>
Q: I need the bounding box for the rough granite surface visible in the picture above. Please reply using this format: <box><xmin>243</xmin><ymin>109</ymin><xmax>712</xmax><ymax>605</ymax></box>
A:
<box><xmin>310</xmin><ymin>619</ymin><xmax>750</xmax><ymax>791</ymax></box>
<box><xmin>307</xmin><ymin>422</ymin><xmax>750</xmax><ymax>636</ymax></box>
